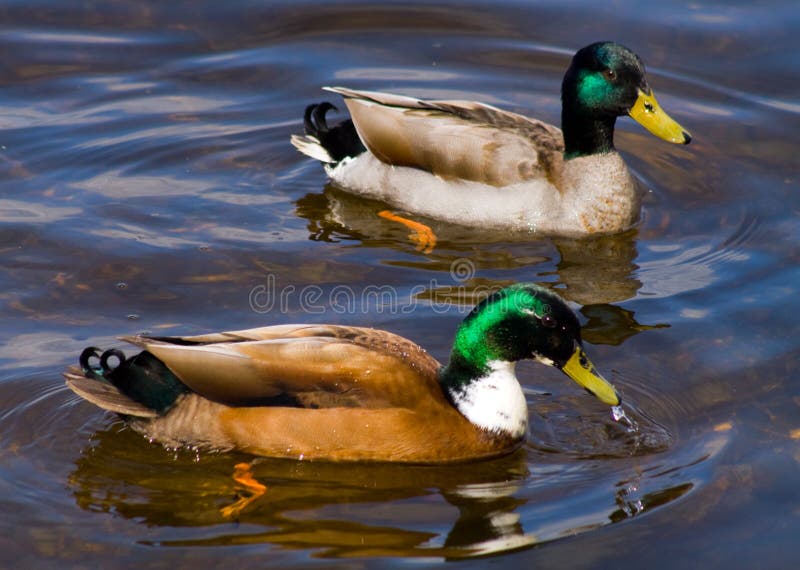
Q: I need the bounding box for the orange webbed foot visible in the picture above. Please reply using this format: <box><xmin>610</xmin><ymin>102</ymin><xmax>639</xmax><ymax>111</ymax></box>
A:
<box><xmin>378</xmin><ymin>210</ymin><xmax>437</xmax><ymax>254</ymax></box>
<box><xmin>220</xmin><ymin>462</ymin><xmax>267</xmax><ymax>519</ymax></box>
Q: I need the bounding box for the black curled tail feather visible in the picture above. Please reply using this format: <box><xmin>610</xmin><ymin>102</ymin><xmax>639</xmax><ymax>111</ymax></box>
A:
<box><xmin>302</xmin><ymin>102</ymin><xmax>366</xmax><ymax>163</ymax></box>
<box><xmin>303</xmin><ymin>101</ymin><xmax>336</xmax><ymax>134</ymax></box>
<box><xmin>71</xmin><ymin>347</ymin><xmax>188</xmax><ymax>415</ymax></box>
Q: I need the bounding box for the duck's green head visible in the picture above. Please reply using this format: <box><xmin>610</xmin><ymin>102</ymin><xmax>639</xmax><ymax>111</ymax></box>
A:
<box><xmin>445</xmin><ymin>283</ymin><xmax>619</xmax><ymax>406</ymax></box>
<box><xmin>561</xmin><ymin>41</ymin><xmax>691</xmax><ymax>158</ymax></box>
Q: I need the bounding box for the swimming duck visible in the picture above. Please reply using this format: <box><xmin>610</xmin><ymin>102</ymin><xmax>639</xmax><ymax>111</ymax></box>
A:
<box><xmin>291</xmin><ymin>41</ymin><xmax>691</xmax><ymax>238</ymax></box>
<box><xmin>65</xmin><ymin>283</ymin><xmax>619</xmax><ymax>464</ymax></box>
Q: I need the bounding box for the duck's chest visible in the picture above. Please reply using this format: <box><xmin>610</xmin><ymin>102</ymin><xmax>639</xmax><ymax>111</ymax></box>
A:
<box><xmin>558</xmin><ymin>152</ymin><xmax>641</xmax><ymax>234</ymax></box>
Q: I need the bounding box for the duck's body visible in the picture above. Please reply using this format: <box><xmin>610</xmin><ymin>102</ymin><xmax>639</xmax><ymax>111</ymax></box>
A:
<box><xmin>291</xmin><ymin>42</ymin><xmax>691</xmax><ymax>235</ymax></box>
<box><xmin>65</xmin><ymin>284</ymin><xmax>620</xmax><ymax>463</ymax></box>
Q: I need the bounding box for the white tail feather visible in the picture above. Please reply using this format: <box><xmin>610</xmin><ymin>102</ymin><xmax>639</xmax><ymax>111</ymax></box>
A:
<box><xmin>290</xmin><ymin>134</ymin><xmax>335</xmax><ymax>163</ymax></box>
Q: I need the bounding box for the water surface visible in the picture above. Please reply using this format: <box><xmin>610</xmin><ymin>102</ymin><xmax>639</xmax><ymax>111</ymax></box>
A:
<box><xmin>1</xmin><ymin>1</ymin><xmax>799</xmax><ymax>568</ymax></box>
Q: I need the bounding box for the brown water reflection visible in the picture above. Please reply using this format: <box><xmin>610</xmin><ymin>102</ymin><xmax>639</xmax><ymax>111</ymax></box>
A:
<box><xmin>71</xmin><ymin>430</ymin><xmax>533</xmax><ymax>558</ymax></box>
<box><xmin>67</xmin><ymin>418</ymin><xmax>705</xmax><ymax>559</ymax></box>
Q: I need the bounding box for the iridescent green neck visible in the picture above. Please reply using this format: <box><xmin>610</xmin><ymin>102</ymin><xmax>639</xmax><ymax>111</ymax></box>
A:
<box><xmin>440</xmin><ymin>287</ymin><xmax>550</xmax><ymax>389</ymax></box>
<box><xmin>562</xmin><ymin>68</ymin><xmax>617</xmax><ymax>159</ymax></box>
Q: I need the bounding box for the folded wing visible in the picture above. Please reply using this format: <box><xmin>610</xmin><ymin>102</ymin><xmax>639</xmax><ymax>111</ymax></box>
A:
<box><xmin>326</xmin><ymin>86</ymin><xmax>565</xmax><ymax>187</ymax></box>
<box><xmin>123</xmin><ymin>324</ymin><xmax>444</xmax><ymax>409</ymax></box>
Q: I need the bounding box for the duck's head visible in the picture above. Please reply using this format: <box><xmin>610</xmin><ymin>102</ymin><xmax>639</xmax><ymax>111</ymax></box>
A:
<box><xmin>561</xmin><ymin>41</ymin><xmax>691</xmax><ymax>158</ymax></box>
<box><xmin>445</xmin><ymin>283</ymin><xmax>620</xmax><ymax>406</ymax></box>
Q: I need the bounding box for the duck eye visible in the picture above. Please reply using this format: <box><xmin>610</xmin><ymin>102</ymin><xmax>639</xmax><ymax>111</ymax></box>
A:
<box><xmin>541</xmin><ymin>314</ymin><xmax>557</xmax><ymax>328</ymax></box>
<box><xmin>603</xmin><ymin>68</ymin><xmax>616</xmax><ymax>81</ymax></box>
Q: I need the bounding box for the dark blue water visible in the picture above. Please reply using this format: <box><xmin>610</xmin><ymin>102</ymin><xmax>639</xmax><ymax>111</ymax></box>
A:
<box><xmin>1</xmin><ymin>1</ymin><xmax>799</xmax><ymax>567</ymax></box>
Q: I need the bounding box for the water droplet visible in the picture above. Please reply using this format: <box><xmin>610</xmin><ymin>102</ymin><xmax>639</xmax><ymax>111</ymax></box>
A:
<box><xmin>611</xmin><ymin>405</ymin><xmax>639</xmax><ymax>434</ymax></box>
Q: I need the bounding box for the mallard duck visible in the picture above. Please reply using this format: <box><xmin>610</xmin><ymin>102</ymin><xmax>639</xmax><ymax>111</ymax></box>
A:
<box><xmin>65</xmin><ymin>283</ymin><xmax>619</xmax><ymax>464</ymax></box>
<box><xmin>291</xmin><ymin>41</ymin><xmax>691</xmax><ymax>237</ymax></box>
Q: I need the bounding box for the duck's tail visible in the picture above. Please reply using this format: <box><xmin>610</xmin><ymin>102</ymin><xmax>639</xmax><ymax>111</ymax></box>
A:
<box><xmin>64</xmin><ymin>347</ymin><xmax>187</xmax><ymax>418</ymax></box>
<box><xmin>290</xmin><ymin>102</ymin><xmax>366</xmax><ymax>164</ymax></box>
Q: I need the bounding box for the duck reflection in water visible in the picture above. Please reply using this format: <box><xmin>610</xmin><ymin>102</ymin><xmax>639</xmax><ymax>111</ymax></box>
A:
<box><xmin>295</xmin><ymin>187</ymin><xmax>665</xmax><ymax>341</ymax></box>
<box><xmin>69</xmin><ymin>424</ymin><xmax>694</xmax><ymax>558</ymax></box>
<box><xmin>69</xmin><ymin>428</ymin><xmax>538</xmax><ymax>558</ymax></box>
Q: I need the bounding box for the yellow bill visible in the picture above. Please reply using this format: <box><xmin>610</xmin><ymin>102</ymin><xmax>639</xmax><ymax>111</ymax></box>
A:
<box><xmin>629</xmin><ymin>88</ymin><xmax>692</xmax><ymax>145</ymax></box>
<box><xmin>561</xmin><ymin>346</ymin><xmax>620</xmax><ymax>406</ymax></box>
